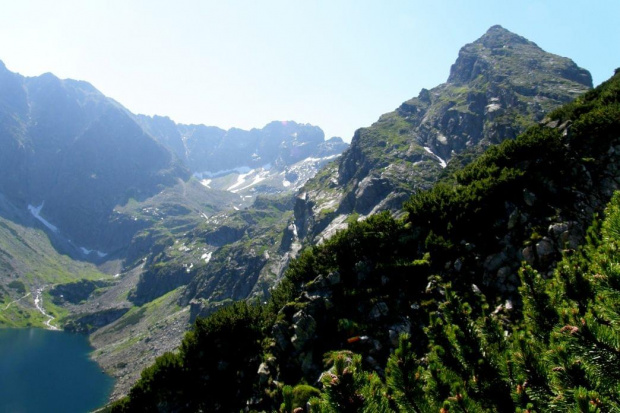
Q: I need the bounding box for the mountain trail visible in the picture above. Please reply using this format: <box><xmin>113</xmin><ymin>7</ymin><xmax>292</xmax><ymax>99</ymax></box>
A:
<box><xmin>2</xmin><ymin>292</ymin><xmax>32</xmax><ymax>310</ymax></box>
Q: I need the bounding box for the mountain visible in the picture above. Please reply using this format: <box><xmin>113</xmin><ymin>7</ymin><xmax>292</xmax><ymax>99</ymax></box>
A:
<box><xmin>294</xmin><ymin>25</ymin><xmax>592</xmax><ymax>244</ymax></box>
<box><xmin>79</xmin><ymin>26</ymin><xmax>596</xmax><ymax>400</ymax></box>
<box><xmin>0</xmin><ymin>25</ymin><xmax>600</xmax><ymax>405</ymax></box>
<box><xmin>0</xmin><ymin>60</ymin><xmax>346</xmax><ymax>260</ymax></box>
<box><xmin>111</xmin><ymin>66</ymin><xmax>620</xmax><ymax>412</ymax></box>
<box><xmin>137</xmin><ymin>116</ymin><xmax>348</xmax><ymax>198</ymax></box>
<box><xmin>0</xmin><ymin>60</ymin><xmax>347</xmax><ymax>397</ymax></box>
<box><xmin>0</xmin><ymin>61</ymin><xmax>189</xmax><ymax>255</ymax></box>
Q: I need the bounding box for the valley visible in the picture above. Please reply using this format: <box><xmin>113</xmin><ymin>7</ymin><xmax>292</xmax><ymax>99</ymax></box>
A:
<box><xmin>0</xmin><ymin>57</ymin><xmax>349</xmax><ymax>397</ymax></box>
<box><xmin>0</xmin><ymin>23</ymin><xmax>617</xmax><ymax>411</ymax></box>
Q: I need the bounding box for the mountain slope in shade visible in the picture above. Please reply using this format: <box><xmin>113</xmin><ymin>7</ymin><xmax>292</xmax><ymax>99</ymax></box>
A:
<box><xmin>294</xmin><ymin>25</ymin><xmax>592</xmax><ymax>244</ymax></box>
<box><xmin>0</xmin><ymin>62</ymin><xmax>189</xmax><ymax>253</ymax></box>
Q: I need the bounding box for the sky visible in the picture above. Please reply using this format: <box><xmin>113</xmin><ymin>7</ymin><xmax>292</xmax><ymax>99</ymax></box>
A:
<box><xmin>0</xmin><ymin>1</ymin><xmax>618</xmax><ymax>142</ymax></box>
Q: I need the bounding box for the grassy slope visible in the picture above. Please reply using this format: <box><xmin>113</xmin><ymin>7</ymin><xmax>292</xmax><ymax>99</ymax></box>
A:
<box><xmin>0</xmin><ymin>215</ymin><xmax>110</xmax><ymax>328</ymax></box>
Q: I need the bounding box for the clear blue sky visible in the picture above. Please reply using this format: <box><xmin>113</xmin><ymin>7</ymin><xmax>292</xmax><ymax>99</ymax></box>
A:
<box><xmin>0</xmin><ymin>1</ymin><xmax>618</xmax><ymax>141</ymax></box>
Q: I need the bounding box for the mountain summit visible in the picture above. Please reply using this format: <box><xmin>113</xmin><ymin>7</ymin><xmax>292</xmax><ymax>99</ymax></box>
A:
<box><xmin>448</xmin><ymin>25</ymin><xmax>592</xmax><ymax>86</ymax></box>
<box><xmin>294</xmin><ymin>25</ymin><xmax>593</xmax><ymax>244</ymax></box>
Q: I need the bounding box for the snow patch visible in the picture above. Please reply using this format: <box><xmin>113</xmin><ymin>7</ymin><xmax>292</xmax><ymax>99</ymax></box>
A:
<box><xmin>227</xmin><ymin>169</ymin><xmax>255</xmax><ymax>191</ymax></box>
<box><xmin>27</xmin><ymin>202</ymin><xmax>58</xmax><ymax>233</ymax></box>
<box><xmin>486</xmin><ymin>103</ymin><xmax>501</xmax><ymax>112</ymax></box>
<box><xmin>199</xmin><ymin>179</ymin><xmax>212</xmax><ymax>188</ymax></box>
<box><xmin>201</xmin><ymin>252</ymin><xmax>213</xmax><ymax>263</ymax></box>
<box><xmin>80</xmin><ymin>247</ymin><xmax>108</xmax><ymax>258</ymax></box>
<box><xmin>300</xmin><ymin>154</ymin><xmax>339</xmax><ymax>164</ymax></box>
<box><xmin>423</xmin><ymin>147</ymin><xmax>447</xmax><ymax>168</ymax></box>
<box><xmin>230</xmin><ymin>172</ymin><xmax>267</xmax><ymax>193</ymax></box>
<box><xmin>282</xmin><ymin>179</ymin><xmax>291</xmax><ymax>187</ymax></box>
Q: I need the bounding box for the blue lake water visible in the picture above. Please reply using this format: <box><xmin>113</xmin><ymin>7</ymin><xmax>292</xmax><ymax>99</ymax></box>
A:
<box><xmin>0</xmin><ymin>328</ymin><xmax>114</xmax><ymax>413</ymax></box>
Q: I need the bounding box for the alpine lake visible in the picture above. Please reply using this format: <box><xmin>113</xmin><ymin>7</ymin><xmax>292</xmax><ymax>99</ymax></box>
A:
<box><xmin>0</xmin><ymin>328</ymin><xmax>114</xmax><ymax>413</ymax></box>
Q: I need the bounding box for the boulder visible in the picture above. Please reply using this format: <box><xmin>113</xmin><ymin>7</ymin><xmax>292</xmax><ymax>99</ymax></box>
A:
<box><xmin>369</xmin><ymin>302</ymin><xmax>389</xmax><ymax>320</ymax></box>
<box><xmin>291</xmin><ymin>311</ymin><xmax>317</xmax><ymax>351</ymax></box>
<box><xmin>484</xmin><ymin>252</ymin><xmax>507</xmax><ymax>272</ymax></box>
<box><xmin>536</xmin><ymin>237</ymin><xmax>555</xmax><ymax>265</ymax></box>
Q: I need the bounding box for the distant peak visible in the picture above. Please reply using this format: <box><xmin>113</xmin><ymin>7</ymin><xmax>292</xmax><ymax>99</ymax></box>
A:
<box><xmin>476</xmin><ymin>25</ymin><xmax>534</xmax><ymax>48</ymax></box>
<box><xmin>485</xmin><ymin>24</ymin><xmax>510</xmax><ymax>34</ymax></box>
<box><xmin>39</xmin><ymin>72</ymin><xmax>60</xmax><ymax>81</ymax></box>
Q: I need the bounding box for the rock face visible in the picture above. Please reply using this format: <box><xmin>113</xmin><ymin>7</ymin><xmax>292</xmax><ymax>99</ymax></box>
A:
<box><xmin>135</xmin><ymin>117</ymin><xmax>350</xmax><ymax>208</ymax></box>
<box><xmin>137</xmin><ymin>116</ymin><xmax>349</xmax><ymax>195</ymax></box>
<box><xmin>294</xmin><ymin>25</ymin><xmax>592</xmax><ymax>244</ymax></box>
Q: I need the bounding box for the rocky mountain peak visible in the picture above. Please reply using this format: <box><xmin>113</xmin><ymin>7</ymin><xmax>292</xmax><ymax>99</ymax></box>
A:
<box><xmin>448</xmin><ymin>25</ymin><xmax>592</xmax><ymax>87</ymax></box>
<box><xmin>477</xmin><ymin>24</ymin><xmax>532</xmax><ymax>48</ymax></box>
<box><xmin>295</xmin><ymin>26</ymin><xmax>593</xmax><ymax>245</ymax></box>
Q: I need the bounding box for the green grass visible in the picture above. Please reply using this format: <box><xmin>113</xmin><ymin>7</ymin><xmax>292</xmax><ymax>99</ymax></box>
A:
<box><xmin>0</xmin><ymin>215</ymin><xmax>113</xmax><ymax>328</ymax></box>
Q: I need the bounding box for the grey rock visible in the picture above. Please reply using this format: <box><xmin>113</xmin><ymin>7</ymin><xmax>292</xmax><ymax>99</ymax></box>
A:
<box><xmin>388</xmin><ymin>320</ymin><xmax>412</xmax><ymax>347</ymax></box>
<box><xmin>291</xmin><ymin>311</ymin><xmax>317</xmax><ymax>351</ymax></box>
<box><xmin>549</xmin><ymin>222</ymin><xmax>569</xmax><ymax>238</ymax></box>
<box><xmin>523</xmin><ymin>189</ymin><xmax>536</xmax><ymax>206</ymax></box>
<box><xmin>257</xmin><ymin>362</ymin><xmax>270</xmax><ymax>384</ymax></box>
<box><xmin>300</xmin><ymin>351</ymin><xmax>315</xmax><ymax>377</ymax></box>
<box><xmin>522</xmin><ymin>246</ymin><xmax>536</xmax><ymax>265</ymax></box>
<box><xmin>272</xmin><ymin>321</ymin><xmax>291</xmax><ymax>352</ymax></box>
<box><xmin>507</xmin><ymin>209</ymin><xmax>520</xmax><ymax>229</ymax></box>
<box><xmin>326</xmin><ymin>271</ymin><xmax>341</xmax><ymax>285</ymax></box>
<box><xmin>484</xmin><ymin>252</ymin><xmax>507</xmax><ymax>272</ymax></box>
<box><xmin>536</xmin><ymin>237</ymin><xmax>555</xmax><ymax>263</ymax></box>
<box><xmin>497</xmin><ymin>266</ymin><xmax>511</xmax><ymax>283</ymax></box>
<box><xmin>366</xmin><ymin>356</ymin><xmax>379</xmax><ymax>369</ymax></box>
<box><xmin>369</xmin><ymin>302</ymin><xmax>389</xmax><ymax>320</ymax></box>
<box><xmin>388</xmin><ymin>329</ymin><xmax>400</xmax><ymax>347</ymax></box>
<box><xmin>508</xmin><ymin>272</ymin><xmax>519</xmax><ymax>286</ymax></box>
<box><xmin>566</xmin><ymin>232</ymin><xmax>582</xmax><ymax>250</ymax></box>
<box><xmin>354</xmin><ymin>176</ymin><xmax>393</xmax><ymax>215</ymax></box>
